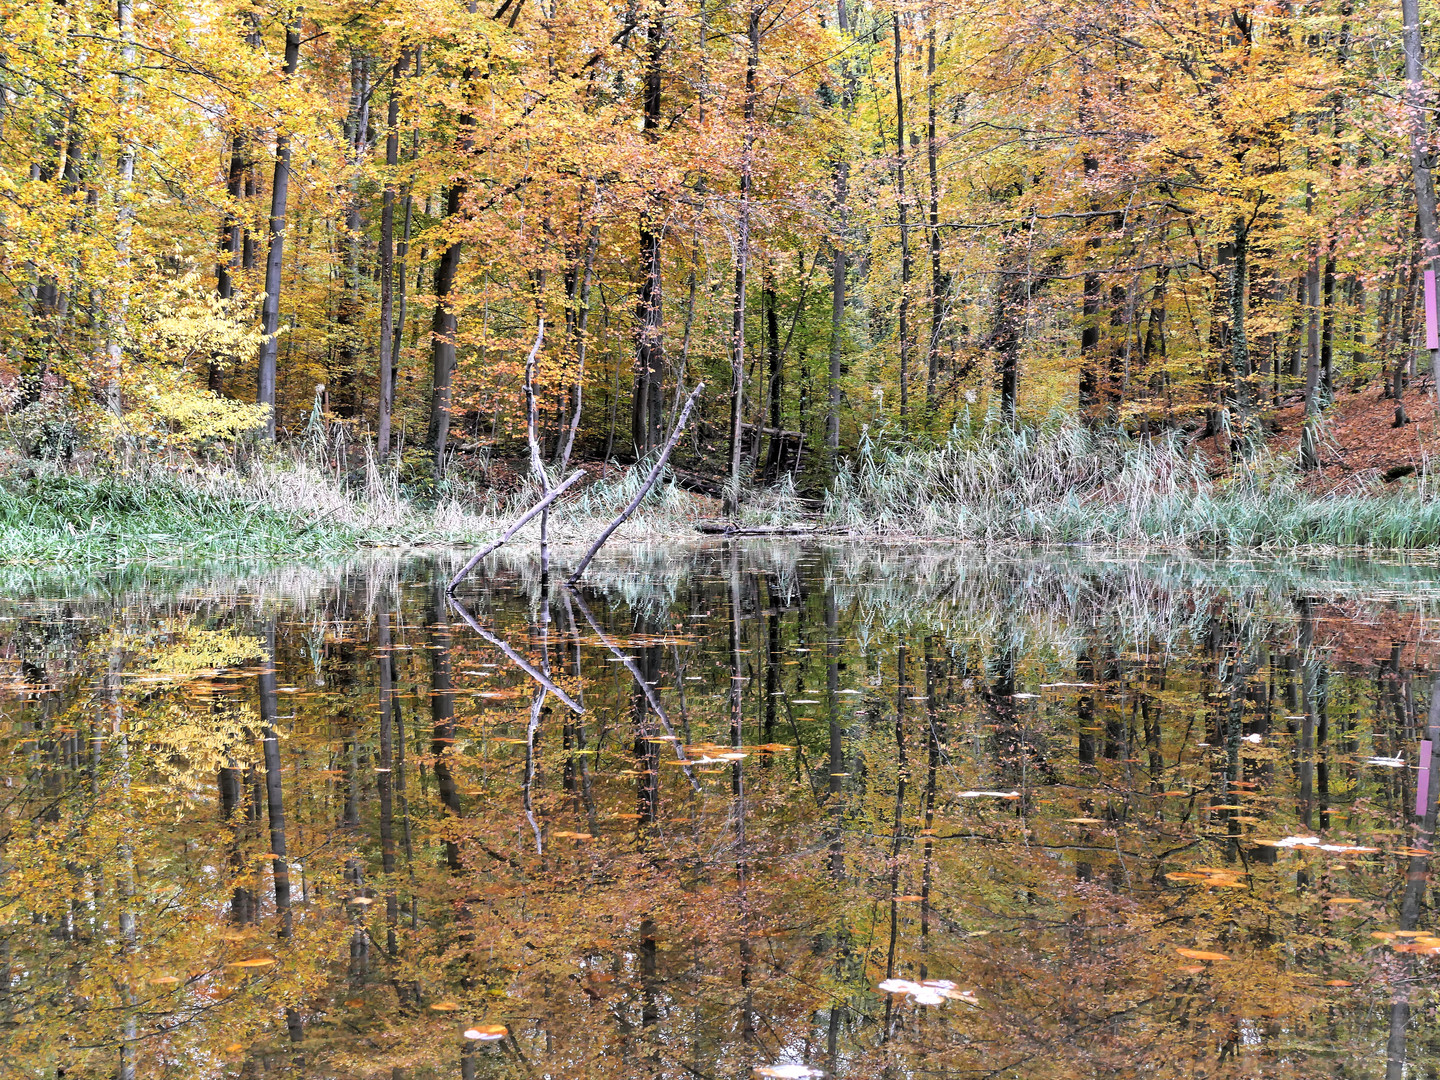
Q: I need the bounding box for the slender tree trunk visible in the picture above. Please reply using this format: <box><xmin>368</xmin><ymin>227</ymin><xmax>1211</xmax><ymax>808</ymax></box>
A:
<box><xmin>728</xmin><ymin>5</ymin><xmax>760</xmax><ymax>512</ymax></box>
<box><xmin>892</xmin><ymin>12</ymin><xmax>912</xmax><ymax>423</ymax></box>
<box><xmin>1401</xmin><ymin>0</ymin><xmax>1440</xmax><ymax>406</ymax></box>
<box><xmin>925</xmin><ymin>23</ymin><xmax>943</xmax><ymax>413</ymax></box>
<box><xmin>633</xmin><ymin>6</ymin><xmax>666</xmax><ymax>458</ymax></box>
<box><xmin>377</xmin><ymin>53</ymin><xmax>406</xmax><ymax>460</ymax></box>
<box><xmin>256</xmin><ymin>12</ymin><xmax>302</xmax><ymax>439</ymax></box>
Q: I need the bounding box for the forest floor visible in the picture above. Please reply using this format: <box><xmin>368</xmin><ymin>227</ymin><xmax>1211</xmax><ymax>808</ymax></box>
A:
<box><xmin>1191</xmin><ymin>383</ymin><xmax>1440</xmax><ymax>494</ymax></box>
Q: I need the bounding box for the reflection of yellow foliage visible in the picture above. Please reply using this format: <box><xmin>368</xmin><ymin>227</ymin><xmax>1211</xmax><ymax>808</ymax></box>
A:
<box><xmin>140</xmin><ymin>626</ymin><xmax>267</xmax><ymax>679</ymax></box>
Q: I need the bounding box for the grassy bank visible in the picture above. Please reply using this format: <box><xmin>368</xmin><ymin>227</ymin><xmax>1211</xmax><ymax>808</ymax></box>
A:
<box><xmin>14</xmin><ymin>421</ymin><xmax>1440</xmax><ymax>566</ymax></box>
<box><xmin>830</xmin><ymin>422</ymin><xmax>1440</xmax><ymax>549</ymax></box>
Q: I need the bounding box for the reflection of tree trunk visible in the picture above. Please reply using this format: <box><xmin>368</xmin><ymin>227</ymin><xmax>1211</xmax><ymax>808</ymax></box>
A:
<box><xmin>634</xmin><ymin>611</ymin><xmax>662</xmax><ymax>825</ymax></box>
<box><xmin>378</xmin><ymin>606</ymin><xmax>398</xmax><ymax>960</ymax></box>
<box><xmin>762</xmin><ymin>596</ymin><xmax>780</xmax><ymax>761</ymax></box>
<box><xmin>1297</xmin><ymin>598</ymin><xmax>1315</xmax><ymax>832</ymax></box>
<box><xmin>1385</xmin><ymin>685</ymin><xmax>1440</xmax><ymax>1080</ymax></box>
<box><xmin>919</xmin><ymin>637</ymin><xmax>940</xmax><ymax>979</ymax></box>
<box><xmin>429</xmin><ymin>588</ymin><xmax>462</xmax><ymax>871</ymax></box>
<box><xmin>260</xmin><ymin>623</ymin><xmax>304</xmax><ymax>1044</ymax></box>
<box><xmin>727</xmin><ymin>545</ymin><xmax>755</xmax><ymax>1043</ymax></box>
<box><xmin>220</xmin><ymin>762</ymin><xmax>255</xmax><ymax>924</ymax></box>
<box><xmin>826</xmin><ymin>588</ymin><xmax>844</xmax><ymax>878</ymax></box>
<box><xmin>882</xmin><ymin>641</ymin><xmax>909</xmax><ymax>1040</ymax></box>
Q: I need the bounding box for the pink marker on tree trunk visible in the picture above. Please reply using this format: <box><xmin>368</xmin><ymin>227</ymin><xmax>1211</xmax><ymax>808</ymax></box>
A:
<box><xmin>1426</xmin><ymin>270</ymin><xmax>1439</xmax><ymax>351</ymax></box>
<box><xmin>1418</xmin><ymin>739</ymin><xmax>1433</xmax><ymax>818</ymax></box>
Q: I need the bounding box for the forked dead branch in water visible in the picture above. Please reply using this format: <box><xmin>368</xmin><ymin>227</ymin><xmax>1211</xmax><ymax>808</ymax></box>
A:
<box><xmin>449</xmin><ymin>382</ymin><xmax>705</xmax><ymax>593</ymax></box>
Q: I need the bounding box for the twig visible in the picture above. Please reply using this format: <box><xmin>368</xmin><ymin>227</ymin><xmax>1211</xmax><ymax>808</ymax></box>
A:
<box><xmin>566</xmin><ymin>383</ymin><xmax>704</xmax><ymax>584</ymax></box>
<box><xmin>565</xmin><ymin>585</ymin><xmax>699</xmax><ymax>790</ymax></box>
<box><xmin>448</xmin><ymin>470</ymin><xmax>584</xmax><ymax>593</ymax></box>
<box><xmin>447</xmin><ymin>596</ymin><xmax>584</xmax><ymax>715</ymax></box>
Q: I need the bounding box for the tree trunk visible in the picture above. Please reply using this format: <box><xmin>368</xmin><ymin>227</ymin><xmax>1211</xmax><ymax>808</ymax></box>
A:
<box><xmin>377</xmin><ymin>53</ymin><xmax>406</xmax><ymax>460</ymax></box>
<box><xmin>892</xmin><ymin>12</ymin><xmax>912</xmax><ymax>424</ymax></box>
<box><xmin>925</xmin><ymin>22</ymin><xmax>943</xmax><ymax>413</ymax></box>
<box><xmin>256</xmin><ymin>12</ymin><xmax>302</xmax><ymax>439</ymax></box>
<box><xmin>633</xmin><ymin>6</ymin><xmax>666</xmax><ymax>458</ymax></box>
<box><xmin>1402</xmin><ymin>0</ymin><xmax>1440</xmax><ymax>409</ymax></box>
<box><xmin>728</xmin><ymin>5</ymin><xmax>760</xmax><ymax>512</ymax></box>
<box><xmin>256</xmin><ymin>14</ymin><xmax>302</xmax><ymax>438</ymax></box>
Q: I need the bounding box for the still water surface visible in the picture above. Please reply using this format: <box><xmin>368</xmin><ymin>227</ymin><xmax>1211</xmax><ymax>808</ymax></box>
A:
<box><xmin>6</xmin><ymin>544</ymin><xmax>1440</xmax><ymax>1078</ymax></box>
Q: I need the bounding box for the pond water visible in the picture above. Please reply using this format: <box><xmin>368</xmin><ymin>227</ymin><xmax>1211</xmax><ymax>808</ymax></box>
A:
<box><xmin>6</xmin><ymin>544</ymin><xmax>1440</xmax><ymax>1078</ymax></box>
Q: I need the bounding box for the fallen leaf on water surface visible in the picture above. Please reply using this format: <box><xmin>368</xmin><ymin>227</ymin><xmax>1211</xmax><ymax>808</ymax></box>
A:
<box><xmin>1328</xmin><ymin>898</ymin><xmax>1365</xmax><ymax>904</ymax></box>
<box><xmin>1394</xmin><ymin>942</ymin><xmax>1440</xmax><ymax>954</ymax></box>
<box><xmin>348</xmin><ymin>896</ymin><xmax>374</xmax><ymax>906</ymax></box>
<box><xmin>877</xmin><ymin>978</ymin><xmax>977</xmax><ymax>1006</ymax></box>
<box><xmin>429</xmin><ymin>1001</ymin><xmax>460</xmax><ymax>1011</ymax></box>
<box><xmin>755</xmin><ymin>743</ymin><xmax>795</xmax><ymax>752</ymax></box>
<box><xmin>1325</xmin><ymin>980</ymin><xmax>1355</xmax><ymax>986</ymax></box>
<box><xmin>1177</xmin><ymin>965</ymin><xmax>1205</xmax><ymax>974</ymax></box>
<box><xmin>1205</xmin><ymin>878</ymin><xmax>1248</xmax><ymax>889</ymax></box>
<box><xmin>755</xmin><ymin>1066</ymin><xmax>825</xmax><ymax>1079</ymax></box>
<box><xmin>554</xmin><ymin>831</ymin><xmax>593</xmax><ymax>840</ymax></box>
<box><xmin>225</xmin><ymin>1044</ymin><xmax>244</xmax><ymax>1054</ymax></box>
<box><xmin>1159</xmin><ymin>791</ymin><xmax>1191</xmax><ymax>797</ymax></box>
<box><xmin>344</xmin><ymin>998</ymin><xmax>365</xmax><ymax>1007</ymax></box>
<box><xmin>226</xmin><ymin>958</ymin><xmax>277</xmax><ymax>969</ymax></box>
<box><xmin>613</xmin><ymin>813</ymin><xmax>644</xmax><ymax>821</ymax></box>
<box><xmin>149</xmin><ymin>976</ymin><xmax>181</xmax><ymax>986</ymax></box>
<box><xmin>1176</xmin><ymin>948</ymin><xmax>1231</xmax><ymax>961</ymax></box>
<box><xmin>1065</xmin><ymin>818</ymin><xmax>1104</xmax><ymax>825</ymax></box>
<box><xmin>957</xmin><ymin>790</ymin><xmax>1021</xmax><ymax>799</ymax></box>
<box><xmin>1166</xmin><ymin>872</ymin><xmax>1211</xmax><ymax>882</ymax></box>
<box><xmin>1373</xmin><ymin>932</ymin><xmax>1399</xmax><ymax>941</ymax></box>
<box><xmin>463</xmin><ymin>1024</ymin><xmax>508</xmax><ymax>1041</ymax></box>
<box><xmin>893</xmin><ymin>895</ymin><xmax>925</xmax><ymax>902</ymax></box>
<box><xmin>1395</xmin><ymin>847</ymin><xmax>1433</xmax><ymax>857</ymax></box>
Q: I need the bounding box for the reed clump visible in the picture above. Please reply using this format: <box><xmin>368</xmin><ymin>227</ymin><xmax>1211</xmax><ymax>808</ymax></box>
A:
<box><xmin>825</xmin><ymin>421</ymin><xmax>1440</xmax><ymax>551</ymax></box>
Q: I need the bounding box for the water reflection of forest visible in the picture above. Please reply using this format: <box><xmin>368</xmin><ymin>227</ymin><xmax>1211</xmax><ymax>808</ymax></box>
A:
<box><xmin>5</xmin><ymin>544</ymin><xmax>1440</xmax><ymax>1078</ymax></box>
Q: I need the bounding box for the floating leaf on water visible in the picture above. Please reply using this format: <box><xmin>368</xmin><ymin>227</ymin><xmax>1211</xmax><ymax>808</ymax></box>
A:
<box><xmin>344</xmin><ymin>998</ymin><xmax>365</xmax><ymax>1007</ymax></box>
<box><xmin>1328</xmin><ymin>898</ymin><xmax>1365</xmax><ymax>904</ymax></box>
<box><xmin>1204</xmin><ymin>877</ymin><xmax>1247</xmax><ymax>888</ymax></box>
<box><xmin>1325</xmin><ymin>980</ymin><xmax>1355</xmax><ymax>986</ymax></box>
<box><xmin>463</xmin><ymin>1024</ymin><xmax>508</xmax><ymax>1041</ymax></box>
<box><xmin>755</xmin><ymin>1066</ymin><xmax>825</xmax><ymax>1079</ymax></box>
<box><xmin>1372</xmin><ymin>932</ymin><xmax>1398</xmax><ymax>941</ymax></box>
<box><xmin>1065</xmin><ymin>818</ymin><xmax>1104</xmax><ymax>825</ymax></box>
<box><xmin>1367</xmin><ymin>756</ymin><xmax>1405</xmax><ymax>767</ymax></box>
<box><xmin>1166</xmin><ymin>872</ymin><xmax>1210</xmax><ymax>883</ymax></box>
<box><xmin>1176</xmin><ymin>948</ymin><xmax>1231</xmax><ymax>961</ymax></box>
<box><xmin>1177</xmin><ymin>964</ymin><xmax>1205</xmax><ymax>974</ymax></box>
<box><xmin>791</xmin><ymin>699</ymin><xmax>820</xmax><ymax>705</ymax></box>
<box><xmin>226</xmin><ymin>958</ymin><xmax>277</xmax><ymax>969</ymax></box>
<box><xmin>348</xmin><ymin>896</ymin><xmax>375</xmax><ymax>906</ymax></box>
<box><xmin>1395</xmin><ymin>847</ymin><xmax>1433</xmax><ymax>857</ymax></box>
<box><xmin>957</xmin><ymin>790</ymin><xmax>1021</xmax><ymax>799</ymax></box>
<box><xmin>893</xmin><ymin>895</ymin><xmax>925</xmax><ymax>902</ymax></box>
<box><xmin>1394</xmin><ymin>942</ymin><xmax>1440</xmax><ymax>955</ymax></box>
<box><xmin>554</xmin><ymin>831</ymin><xmax>593</xmax><ymax>840</ymax></box>
<box><xmin>225</xmin><ymin>1043</ymin><xmax>244</xmax><ymax>1054</ymax></box>
<box><xmin>755</xmin><ymin>743</ymin><xmax>795</xmax><ymax>752</ymax></box>
<box><xmin>149</xmin><ymin>975</ymin><xmax>181</xmax><ymax>986</ymax></box>
<box><xmin>429</xmin><ymin>1001</ymin><xmax>461</xmax><ymax>1011</ymax></box>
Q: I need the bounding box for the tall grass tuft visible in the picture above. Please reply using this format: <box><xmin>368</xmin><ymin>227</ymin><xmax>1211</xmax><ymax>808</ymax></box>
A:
<box><xmin>825</xmin><ymin>420</ymin><xmax>1440</xmax><ymax>551</ymax></box>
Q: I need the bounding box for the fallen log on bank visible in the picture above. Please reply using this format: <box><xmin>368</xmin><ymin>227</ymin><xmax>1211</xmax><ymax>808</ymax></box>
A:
<box><xmin>694</xmin><ymin>522</ymin><xmax>844</xmax><ymax>536</ymax></box>
<box><xmin>448</xmin><ymin>469</ymin><xmax>585</xmax><ymax>594</ymax></box>
<box><xmin>566</xmin><ymin>383</ymin><xmax>704</xmax><ymax>585</ymax></box>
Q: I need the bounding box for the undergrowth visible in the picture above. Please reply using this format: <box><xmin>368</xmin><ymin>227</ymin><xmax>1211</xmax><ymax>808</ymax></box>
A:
<box><xmin>14</xmin><ymin>418</ymin><xmax>1440</xmax><ymax>566</ymax></box>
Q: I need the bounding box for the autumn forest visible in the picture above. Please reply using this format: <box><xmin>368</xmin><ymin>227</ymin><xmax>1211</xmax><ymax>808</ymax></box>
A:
<box><xmin>9</xmin><ymin>0</ymin><xmax>1440</xmax><ymax>527</ymax></box>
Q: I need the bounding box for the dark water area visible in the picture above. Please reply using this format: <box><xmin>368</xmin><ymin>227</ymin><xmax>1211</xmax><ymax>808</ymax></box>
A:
<box><xmin>7</xmin><ymin>544</ymin><xmax>1440</xmax><ymax>1078</ymax></box>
